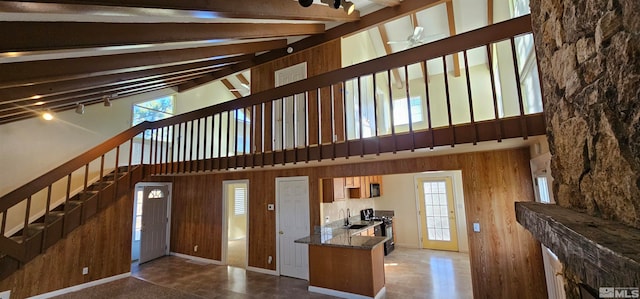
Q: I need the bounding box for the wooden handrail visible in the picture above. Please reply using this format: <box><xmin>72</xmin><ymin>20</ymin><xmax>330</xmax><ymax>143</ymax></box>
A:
<box><xmin>0</xmin><ymin>123</ymin><xmax>149</xmax><ymax>212</ymax></box>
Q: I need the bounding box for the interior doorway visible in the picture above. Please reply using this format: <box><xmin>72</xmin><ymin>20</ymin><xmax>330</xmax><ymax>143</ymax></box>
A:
<box><xmin>222</xmin><ymin>180</ymin><xmax>249</xmax><ymax>268</ymax></box>
<box><xmin>131</xmin><ymin>183</ymin><xmax>171</xmax><ymax>267</ymax></box>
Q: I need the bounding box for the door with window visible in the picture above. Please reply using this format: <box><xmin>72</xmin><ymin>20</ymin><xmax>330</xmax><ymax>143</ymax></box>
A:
<box><xmin>417</xmin><ymin>177</ymin><xmax>458</xmax><ymax>251</ymax></box>
<box><xmin>139</xmin><ymin>185</ymin><xmax>169</xmax><ymax>264</ymax></box>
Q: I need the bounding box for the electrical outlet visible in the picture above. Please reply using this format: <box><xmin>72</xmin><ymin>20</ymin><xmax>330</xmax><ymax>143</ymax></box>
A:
<box><xmin>194</xmin><ymin>245</ymin><xmax>198</xmax><ymax>252</ymax></box>
<box><xmin>0</xmin><ymin>290</ymin><xmax>11</xmax><ymax>299</ymax></box>
<box><xmin>325</xmin><ymin>216</ymin><xmax>330</xmax><ymax>223</ymax></box>
<box><xmin>82</xmin><ymin>267</ymin><xmax>89</xmax><ymax>275</ymax></box>
<box><xmin>473</xmin><ymin>222</ymin><xmax>480</xmax><ymax>232</ymax></box>
<box><xmin>267</xmin><ymin>204</ymin><xmax>275</xmax><ymax>211</ymax></box>
<box><xmin>268</xmin><ymin>256</ymin><xmax>273</xmax><ymax>264</ymax></box>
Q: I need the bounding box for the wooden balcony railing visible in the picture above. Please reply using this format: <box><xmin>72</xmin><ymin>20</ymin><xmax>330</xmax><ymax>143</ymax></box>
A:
<box><xmin>0</xmin><ymin>15</ymin><xmax>544</xmax><ymax>261</ymax></box>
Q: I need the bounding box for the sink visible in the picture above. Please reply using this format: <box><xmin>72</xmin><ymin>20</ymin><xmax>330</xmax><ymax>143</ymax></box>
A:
<box><xmin>347</xmin><ymin>224</ymin><xmax>368</xmax><ymax>230</ymax></box>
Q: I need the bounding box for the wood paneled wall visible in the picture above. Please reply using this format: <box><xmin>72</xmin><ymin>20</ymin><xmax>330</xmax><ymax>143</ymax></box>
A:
<box><xmin>166</xmin><ymin>147</ymin><xmax>547</xmax><ymax>298</ymax></box>
<box><xmin>0</xmin><ymin>193</ymin><xmax>133</xmax><ymax>298</ymax></box>
<box><xmin>250</xmin><ymin>40</ymin><xmax>344</xmax><ymax>149</ymax></box>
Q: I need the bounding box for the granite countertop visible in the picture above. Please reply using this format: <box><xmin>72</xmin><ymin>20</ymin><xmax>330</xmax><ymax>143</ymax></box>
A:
<box><xmin>295</xmin><ymin>220</ymin><xmax>388</xmax><ymax>249</ymax></box>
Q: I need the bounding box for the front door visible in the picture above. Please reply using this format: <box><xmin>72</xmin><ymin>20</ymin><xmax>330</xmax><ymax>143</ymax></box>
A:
<box><xmin>276</xmin><ymin>176</ymin><xmax>309</xmax><ymax>280</ymax></box>
<box><xmin>418</xmin><ymin>177</ymin><xmax>459</xmax><ymax>251</ymax></box>
<box><xmin>139</xmin><ymin>185</ymin><xmax>169</xmax><ymax>264</ymax></box>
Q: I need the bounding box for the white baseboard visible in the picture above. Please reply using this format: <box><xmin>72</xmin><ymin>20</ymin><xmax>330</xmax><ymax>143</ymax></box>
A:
<box><xmin>27</xmin><ymin>272</ymin><xmax>131</xmax><ymax>299</ymax></box>
<box><xmin>394</xmin><ymin>243</ymin><xmax>419</xmax><ymax>249</ymax></box>
<box><xmin>308</xmin><ymin>286</ymin><xmax>386</xmax><ymax>299</ymax></box>
<box><xmin>246</xmin><ymin>266</ymin><xmax>278</xmax><ymax>276</ymax></box>
<box><xmin>169</xmin><ymin>252</ymin><xmax>223</xmax><ymax>265</ymax></box>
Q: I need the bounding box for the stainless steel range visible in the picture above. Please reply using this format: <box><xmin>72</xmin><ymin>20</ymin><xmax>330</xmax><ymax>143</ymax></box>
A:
<box><xmin>373</xmin><ymin>216</ymin><xmax>394</xmax><ymax>255</ymax></box>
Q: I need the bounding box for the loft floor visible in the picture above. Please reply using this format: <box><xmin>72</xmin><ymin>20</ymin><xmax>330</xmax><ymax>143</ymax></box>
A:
<box><xmin>53</xmin><ymin>247</ymin><xmax>472</xmax><ymax>299</ymax></box>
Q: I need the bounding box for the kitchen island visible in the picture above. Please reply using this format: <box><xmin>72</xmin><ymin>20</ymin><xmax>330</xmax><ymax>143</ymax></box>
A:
<box><xmin>295</xmin><ymin>221</ymin><xmax>388</xmax><ymax>299</ymax></box>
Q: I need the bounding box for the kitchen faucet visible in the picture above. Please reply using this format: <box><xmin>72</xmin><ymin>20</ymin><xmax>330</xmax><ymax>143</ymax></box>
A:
<box><xmin>346</xmin><ymin>208</ymin><xmax>351</xmax><ymax>226</ymax></box>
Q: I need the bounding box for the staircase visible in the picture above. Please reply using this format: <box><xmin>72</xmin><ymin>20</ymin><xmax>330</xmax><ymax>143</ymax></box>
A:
<box><xmin>0</xmin><ymin>165</ymin><xmax>144</xmax><ymax>281</ymax></box>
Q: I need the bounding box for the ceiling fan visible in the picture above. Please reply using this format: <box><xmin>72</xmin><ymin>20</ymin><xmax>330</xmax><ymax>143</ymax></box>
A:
<box><xmin>387</xmin><ymin>26</ymin><xmax>445</xmax><ymax>49</ymax></box>
<box><xmin>229</xmin><ymin>82</ymin><xmax>250</xmax><ymax>92</ymax></box>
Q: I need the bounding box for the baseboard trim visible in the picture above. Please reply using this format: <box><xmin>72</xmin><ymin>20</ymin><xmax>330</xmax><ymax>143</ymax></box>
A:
<box><xmin>246</xmin><ymin>266</ymin><xmax>278</xmax><ymax>276</ymax></box>
<box><xmin>28</xmin><ymin>272</ymin><xmax>131</xmax><ymax>299</ymax></box>
<box><xmin>308</xmin><ymin>286</ymin><xmax>386</xmax><ymax>299</ymax></box>
<box><xmin>169</xmin><ymin>252</ymin><xmax>223</xmax><ymax>265</ymax></box>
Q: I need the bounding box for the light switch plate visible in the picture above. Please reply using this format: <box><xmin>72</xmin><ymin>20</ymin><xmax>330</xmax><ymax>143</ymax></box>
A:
<box><xmin>267</xmin><ymin>204</ymin><xmax>275</xmax><ymax>211</ymax></box>
<box><xmin>473</xmin><ymin>222</ymin><xmax>480</xmax><ymax>232</ymax></box>
<box><xmin>0</xmin><ymin>290</ymin><xmax>10</xmax><ymax>299</ymax></box>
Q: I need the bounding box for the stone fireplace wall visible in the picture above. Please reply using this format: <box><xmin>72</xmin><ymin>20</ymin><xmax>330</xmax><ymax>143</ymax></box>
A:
<box><xmin>530</xmin><ymin>0</ymin><xmax>639</xmax><ymax>227</ymax></box>
<box><xmin>529</xmin><ymin>0</ymin><xmax>639</xmax><ymax>297</ymax></box>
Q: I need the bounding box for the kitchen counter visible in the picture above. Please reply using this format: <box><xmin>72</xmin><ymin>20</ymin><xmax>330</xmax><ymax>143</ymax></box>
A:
<box><xmin>294</xmin><ymin>220</ymin><xmax>387</xmax><ymax>249</ymax></box>
<box><xmin>296</xmin><ymin>219</ymin><xmax>387</xmax><ymax>298</ymax></box>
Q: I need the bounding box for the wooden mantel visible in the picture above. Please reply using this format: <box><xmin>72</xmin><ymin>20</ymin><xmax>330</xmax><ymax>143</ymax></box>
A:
<box><xmin>515</xmin><ymin>202</ymin><xmax>640</xmax><ymax>290</ymax></box>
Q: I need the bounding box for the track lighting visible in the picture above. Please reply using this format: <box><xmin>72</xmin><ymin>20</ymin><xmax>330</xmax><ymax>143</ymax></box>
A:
<box><xmin>341</xmin><ymin>0</ymin><xmax>355</xmax><ymax>15</ymax></box>
<box><xmin>75</xmin><ymin>103</ymin><xmax>85</xmax><ymax>114</ymax></box>
<box><xmin>301</xmin><ymin>0</ymin><xmax>355</xmax><ymax>15</ymax></box>
<box><xmin>103</xmin><ymin>95</ymin><xmax>111</xmax><ymax>107</ymax></box>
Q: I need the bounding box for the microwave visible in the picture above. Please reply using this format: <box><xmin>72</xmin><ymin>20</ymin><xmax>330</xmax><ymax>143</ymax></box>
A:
<box><xmin>370</xmin><ymin>183</ymin><xmax>381</xmax><ymax>197</ymax></box>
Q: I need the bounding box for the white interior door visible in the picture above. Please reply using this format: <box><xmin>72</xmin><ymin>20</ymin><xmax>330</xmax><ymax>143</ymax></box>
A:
<box><xmin>139</xmin><ymin>185</ymin><xmax>169</xmax><ymax>264</ymax></box>
<box><xmin>276</xmin><ymin>176</ymin><xmax>309</xmax><ymax>280</ymax></box>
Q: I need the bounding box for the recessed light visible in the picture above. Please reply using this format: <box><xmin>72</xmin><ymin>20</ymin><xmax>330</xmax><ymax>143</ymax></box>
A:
<box><xmin>42</xmin><ymin>112</ymin><xmax>54</xmax><ymax>121</ymax></box>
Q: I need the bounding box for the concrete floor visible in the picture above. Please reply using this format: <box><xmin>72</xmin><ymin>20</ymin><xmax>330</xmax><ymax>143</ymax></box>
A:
<box><xmin>53</xmin><ymin>247</ymin><xmax>473</xmax><ymax>299</ymax></box>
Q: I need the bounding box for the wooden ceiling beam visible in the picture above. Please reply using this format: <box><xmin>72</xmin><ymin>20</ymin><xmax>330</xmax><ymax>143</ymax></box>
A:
<box><xmin>221</xmin><ymin>79</ymin><xmax>242</xmax><ymax>99</ymax></box>
<box><xmin>446</xmin><ymin>0</ymin><xmax>461</xmax><ymax>77</ymax></box>
<box><xmin>377</xmin><ymin>25</ymin><xmax>404</xmax><ymax>89</ymax></box>
<box><xmin>0</xmin><ymin>69</ymin><xmax>215</xmax><ymax>113</ymax></box>
<box><xmin>1</xmin><ymin>22</ymin><xmax>324</xmax><ymax>52</ymax></box>
<box><xmin>178</xmin><ymin>0</ymin><xmax>448</xmax><ymax>92</ymax></box>
<box><xmin>0</xmin><ymin>55</ymin><xmax>250</xmax><ymax>104</ymax></box>
<box><xmin>0</xmin><ymin>75</ymin><xmax>202</xmax><ymax>122</ymax></box>
<box><xmin>369</xmin><ymin>0</ymin><xmax>403</xmax><ymax>6</ymax></box>
<box><xmin>0</xmin><ymin>0</ymin><xmax>359</xmax><ymax>22</ymax></box>
<box><xmin>0</xmin><ymin>39</ymin><xmax>286</xmax><ymax>89</ymax></box>
<box><xmin>488</xmin><ymin>0</ymin><xmax>494</xmax><ymax>25</ymax></box>
<box><xmin>236</xmin><ymin>74</ymin><xmax>250</xmax><ymax>86</ymax></box>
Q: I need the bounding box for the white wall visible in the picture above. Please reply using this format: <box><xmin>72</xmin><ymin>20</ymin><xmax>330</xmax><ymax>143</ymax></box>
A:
<box><xmin>321</xmin><ymin>198</ymin><xmax>375</xmax><ymax>225</ymax></box>
<box><xmin>374</xmin><ymin>171</ymin><xmax>469</xmax><ymax>253</ymax></box>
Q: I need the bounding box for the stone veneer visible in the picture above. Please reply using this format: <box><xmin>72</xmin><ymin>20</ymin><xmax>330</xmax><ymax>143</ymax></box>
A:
<box><xmin>529</xmin><ymin>0</ymin><xmax>639</xmax><ymax>227</ymax></box>
<box><xmin>529</xmin><ymin>0</ymin><xmax>639</xmax><ymax>297</ymax></box>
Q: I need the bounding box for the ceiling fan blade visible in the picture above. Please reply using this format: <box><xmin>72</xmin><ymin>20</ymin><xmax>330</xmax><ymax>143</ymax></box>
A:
<box><xmin>240</xmin><ymin>83</ymin><xmax>250</xmax><ymax>90</ymax></box>
<box><xmin>387</xmin><ymin>41</ymin><xmax>409</xmax><ymax>44</ymax></box>
<box><xmin>413</xmin><ymin>26</ymin><xmax>424</xmax><ymax>39</ymax></box>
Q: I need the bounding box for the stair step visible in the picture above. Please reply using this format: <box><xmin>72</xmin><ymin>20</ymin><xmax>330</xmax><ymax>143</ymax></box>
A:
<box><xmin>0</xmin><ymin>253</ymin><xmax>20</xmax><ymax>281</ymax></box>
<box><xmin>50</xmin><ymin>200</ymin><xmax>83</xmax><ymax>236</ymax></box>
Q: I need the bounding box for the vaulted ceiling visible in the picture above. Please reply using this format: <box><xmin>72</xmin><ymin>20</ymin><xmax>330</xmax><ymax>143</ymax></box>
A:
<box><xmin>0</xmin><ymin>0</ymin><xmax>487</xmax><ymax>124</ymax></box>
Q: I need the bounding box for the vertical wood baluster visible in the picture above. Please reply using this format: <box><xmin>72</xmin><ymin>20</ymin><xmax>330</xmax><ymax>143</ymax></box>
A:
<box><xmin>342</xmin><ymin>81</ymin><xmax>349</xmax><ymax>158</ymax></box>
<box><xmin>330</xmin><ymin>84</ymin><xmax>336</xmax><ymax>160</ymax></box>
<box><xmin>178</xmin><ymin>123</ymin><xmax>183</xmax><ymax>173</ymax></box>
<box><xmin>486</xmin><ymin>44</ymin><xmax>503</xmax><ymax>142</ymax></box>
<box><xmin>357</xmin><ymin>76</ymin><xmax>364</xmax><ymax>157</ymax></box>
<box><xmin>209</xmin><ymin>116</ymin><xmax>215</xmax><ymax>170</ymax></box>
<box><xmin>23</xmin><ymin>195</ymin><xmax>32</xmax><ymax>238</ymax></box>
<box><xmin>250</xmin><ymin>106</ymin><xmax>255</xmax><ymax>168</ymax></box>
<box><xmin>203</xmin><ymin>117</ymin><xmax>208</xmax><ymax>171</ymax></box>
<box><xmin>156</xmin><ymin>127</ymin><xmax>162</xmax><ymax>174</ymax></box>
<box><xmin>100</xmin><ymin>155</ymin><xmax>105</xmax><ymax>183</ymax></box>
<box><xmin>45</xmin><ymin>185</ymin><xmax>52</xmax><ymax>218</ymax></box>
<box><xmin>317</xmin><ymin>88</ymin><xmax>322</xmax><ymax>162</ymax></box>
<box><xmin>84</xmin><ymin>164</ymin><xmax>89</xmax><ymax>191</ymax></box>
<box><xmin>234</xmin><ymin>110</ymin><xmax>239</xmax><ymax>168</ymax></box>
<box><xmin>387</xmin><ymin>69</ymin><xmax>397</xmax><ymax>153</ymax></box>
<box><xmin>115</xmin><ymin>146</ymin><xmax>120</xmax><ymax>190</ymax></box>
<box><xmin>303</xmin><ymin>91</ymin><xmax>308</xmax><ymax>163</ymax></box>
<box><xmin>163</xmin><ymin>127</ymin><xmax>169</xmax><ymax>174</ymax></box>
<box><xmin>217</xmin><ymin>113</ymin><xmax>223</xmax><ymax>170</ymax></box>
<box><xmin>181</xmin><ymin>123</ymin><xmax>187</xmax><ymax>173</ymax></box>
<box><xmin>64</xmin><ymin>173</ymin><xmax>71</xmax><ymax>213</ymax></box>
<box><xmin>442</xmin><ymin>56</ymin><xmax>455</xmax><ymax>147</ymax></box>
<box><xmin>139</xmin><ymin>131</ymin><xmax>145</xmax><ymax>167</ymax></box>
<box><xmin>1</xmin><ymin>210</ymin><xmax>6</xmax><ymax>236</ymax></box>
<box><xmin>226</xmin><ymin>111</ymin><xmax>231</xmax><ymax>170</ymax></box>
<box><xmin>404</xmin><ymin>65</ymin><xmax>415</xmax><ymax>151</ymax></box>
<box><xmin>423</xmin><ymin>60</ymin><xmax>435</xmax><ymax>149</ymax></box>
<box><xmin>197</xmin><ymin>119</ymin><xmax>202</xmax><ymax>171</ymax></box>
<box><xmin>189</xmin><ymin>121</ymin><xmax>195</xmax><ymax>172</ymax></box>
<box><xmin>158</xmin><ymin>127</ymin><xmax>164</xmax><ymax>173</ymax></box>
<box><xmin>170</xmin><ymin>125</ymin><xmax>176</xmax><ymax>173</ymax></box>
<box><xmin>281</xmin><ymin>98</ymin><xmax>285</xmax><ymax>165</ymax></box>
<box><xmin>243</xmin><ymin>107</ymin><xmax>249</xmax><ymax>168</ymax></box>
<box><xmin>128</xmin><ymin>138</ymin><xmax>134</xmax><ymax>184</ymax></box>
<box><xmin>293</xmin><ymin>95</ymin><xmax>298</xmax><ymax>164</ymax></box>
<box><xmin>372</xmin><ymin>73</ymin><xmax>380</xmax><ymax>156</ymax></box>
<box><xmin>150</xmin><ymin>128</ymin><xmax>156</xmax><ymax>175</ymax></box>
<box><xmin>510</xmin><ymin>36</ymin><xmax>528</xmax><ymax>139</ymax></box>
<box><xmin>463</xmin><ymin>50</ymin><xmax>478</xmax><ymax>145</ymax></box>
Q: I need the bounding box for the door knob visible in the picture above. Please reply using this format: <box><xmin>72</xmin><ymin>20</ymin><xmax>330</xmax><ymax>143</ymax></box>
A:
<box><xmin>279</xmin><ymin>231</ymin><xmax>284</xmax><ymax>235</ymax></box>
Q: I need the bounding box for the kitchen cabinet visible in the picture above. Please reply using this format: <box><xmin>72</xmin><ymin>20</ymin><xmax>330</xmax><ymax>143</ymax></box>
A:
<box><xmin>344</xmin><ymin>177</ymin><xmax>360</xmax><ymax>188</ymax></box>
<box><xmin>348</xmin><ymin>176</ymin><xmax>383</xmax><ymax>199</ymax></box>
<box><xmin>321</xmin><ymin>178</ymin><xmax>345</xmax><ymax>203</ymax></box>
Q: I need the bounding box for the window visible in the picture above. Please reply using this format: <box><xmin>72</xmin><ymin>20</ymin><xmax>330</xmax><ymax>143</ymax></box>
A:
<box><xmin>134</xmin><ymin>190</ymin><xmax>144</xmax><ymax>241</ymax></box>
<box><xmin>393</xmin><ymin>97</ymin><xmax>423</xmax><ymax>126</ymax></box>
<box><xmin>132</xmin><ymin>96</ymin><xmax>174</xmax><ymax>139</ymax></box>
<box><xmin>234</xmin><ymin>186</ymin><xmax>246</xmax><ymax>216</ymax></box>
<box><xmin>536</xmin><ymin>176</ymin><xmax>551</xmax><ymax>204</ymax></box>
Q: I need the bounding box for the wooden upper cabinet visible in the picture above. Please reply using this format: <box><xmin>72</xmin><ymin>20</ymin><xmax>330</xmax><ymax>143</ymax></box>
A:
<box><xmin>321</xmin><ymin>178</ymin><xmax>346</xmax><ymax>203</ymax></box>
<box><xmin>344</xmin><ymin>177</ymin><xmax>360</xmax><ymax>188</ymax></box>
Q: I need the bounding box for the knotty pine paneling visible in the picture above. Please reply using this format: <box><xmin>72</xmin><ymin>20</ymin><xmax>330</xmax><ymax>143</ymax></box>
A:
<box><xmin>0</xmin><ymin>193</ymin><xmax>133</xmax><ymax>298</ymax></box>
<box><xmin>165</xmin><ymin>147</ymin><xmax>545</xmax><ymax>298</ymax></box>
